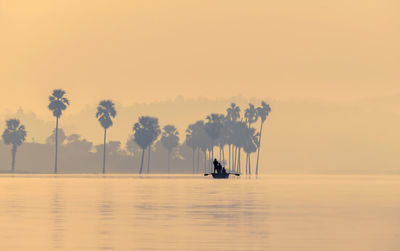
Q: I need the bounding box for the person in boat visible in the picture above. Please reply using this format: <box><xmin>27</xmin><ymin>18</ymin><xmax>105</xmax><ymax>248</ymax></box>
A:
<box><xmin>217</xmin><ymin>162</ymin><xmax>223</xmax><ymax>174</ymax></box>
<box><xmin>213</xmin><ymin>159</ymin><xmax>223</xmax><ymax>174</ymax></box>
<box><xmin>213</xmin><ymin>159</ymin><xmax>219</xmax><ymax>174</ymax></box>
<box><xmin>222</xmin><ymin>167</ymin><xmax>227</xmax><ymax>174</ymax></box>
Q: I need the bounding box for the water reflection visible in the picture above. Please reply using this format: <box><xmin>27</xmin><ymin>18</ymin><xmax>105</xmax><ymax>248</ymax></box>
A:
<box><xmin>1</xmin><ymin>175</ymin><xmax>396</xmax><ymax>251</ymax></box>
<box><xmin>50</xmin><ymin>182</ymin><xmax>64</xmax><ymax>249</ymax></box>
<box><xmin>97</xmin><ymin>183</ymin><xmax>115</xmax><ymax>250</ymax></box>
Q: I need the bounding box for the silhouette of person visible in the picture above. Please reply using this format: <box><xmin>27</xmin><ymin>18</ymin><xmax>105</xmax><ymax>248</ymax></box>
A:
<box><xmin>213</xmin><ymin>159</ymin><xmax>219</xmax><ymax>174</ymax></box>
<box><xmin>217</xmin><ymin>162</ymin><xmax>222</xmax><ymax>174</ymax></box>
<box><xmin>222</xmin><ymin>167</ymin><xmax>227</xmax><ymax>174</ymax></box>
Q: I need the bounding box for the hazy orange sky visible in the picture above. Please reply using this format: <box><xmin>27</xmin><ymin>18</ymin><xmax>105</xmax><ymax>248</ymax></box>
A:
<box><xmin>1</xmin><ymin>0</ymin><xmax>399</xmax><ymax>117</ymax></box>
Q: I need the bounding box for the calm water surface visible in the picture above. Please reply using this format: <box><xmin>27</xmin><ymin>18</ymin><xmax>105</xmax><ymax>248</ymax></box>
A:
<box><xmin>0</xmin><ymin>174</ymin><xmax>399</xmax><ymax>251</ymax></box>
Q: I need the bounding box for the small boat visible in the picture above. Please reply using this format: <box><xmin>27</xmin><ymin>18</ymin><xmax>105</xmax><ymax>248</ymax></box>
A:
<box><xmin>204</xmin><ymin>172</ymin><xmax>240</xmax><ymax>179</ymax></box>
<box><xmin>211</xmin><ymin>172</ymin><xmax>230</xmax><ymax>179</ymax></box>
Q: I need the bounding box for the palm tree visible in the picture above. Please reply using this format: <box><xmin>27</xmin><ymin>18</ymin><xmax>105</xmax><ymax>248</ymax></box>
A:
<box><xmin>244</xmin><ymin>103</ymin><xmax>258</xmax><ymax>174</ymax></box>
<box><xmin>223</xmin><ymin>120</ymin><xmax>233</xmax><ymax>172</ymax></box>
<box><xmin>244</xmin><ymin>104</ymin><xmax>258</xmax><ymax>127</ymax></box>
<box><xmin>185</xmin><ymin>123</ymin><xmax>197</xmax><ymax>174</ymax></box>
<box><xmin>229</xmin><ymin>121</ymin><xmax>242</xmax><ymax>173</ymax></box>
<box><xmin>243</xmin><ymin>128</ymin><xmax>258</xmax><ymax>175</ymax></box>
<box><xmin>187</xmin><ymin>120</ymin><xmax>211</xmax><ymax>174</ymax></box>
<box><xmin>161</xmin><ymin>125</ymin><xmax>179</xmax><ymax>174</ymax></box>
<box><xmin>226</xmin><ymin>103</ymin><xmax>240</xmax><ymax>172</ymax></box>
<box><xmin>205</xmin><ymin>113</ymin><xmax>224</xmax><ymax>172</ymax></box>
<box><xmin>2</xmin><ymin>119</ymin><xmax>27</xmax><ymax>173</ymax></box>
<box><xmin>255</xmin><ymin>101</ymin><xmax>271</xmax><ymax>175</ymax></box>
<box><xmin>133</xmin><ymin>116</ymin><xmax>161</xmax><ymax>174</ymax></box>
<box><xmin>96</xmin><ymin>100</ymin><xmax>117</xmax><ymax>174</ymax></box>
<box><xmin>48</xmin><ymin>89</ymin><xmax>69</xmax><ymax>174</ymax></box>
<box><xmin>186</xmin><ymin>121</ymin><xmax>209</xmax><ymax>174</ymax></box>
<box><xmin>226</xmin><ymin>103</ymin><xmax>240</xmax><ymax>122</ymax></box>
<box><xmin>218</xmin><ymin>117</ymin><xmax>231</xmax><ymax>170</ymax></box>
<box><xmin>146</xmin><ymin>118</ymin><xmax>160</xmax><ymax>174</ymax></box>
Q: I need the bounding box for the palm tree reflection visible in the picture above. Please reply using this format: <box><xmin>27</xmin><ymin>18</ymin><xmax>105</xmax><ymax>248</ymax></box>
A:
<box><xmin>97</xmin><ymin>186</ymin><xmax>115</xmax><ymax>250</ymax></box>
<box><xmin>51</xmin><ymin>183</ymin><xmax>64</xmax><ymax>249</ymax></box>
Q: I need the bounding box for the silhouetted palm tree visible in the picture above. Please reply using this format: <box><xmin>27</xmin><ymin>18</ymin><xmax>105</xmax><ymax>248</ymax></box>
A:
<box><xmin>2</xmin><ymin>119</ymin><xmax>27</xmax><ymax>173</ymax></box>
<box><xmin>255</xmin><ymin>101</ymin><xmax>271</xmax><ymax>175</ymax></box>
<box><xmin>186</xmin><ymin>121</ymin><xmax>208</xmax><ymax>173</ymax></box>
<box><xmin>205</xmin><ymin>113</ymin><xmax>224</xmax><ymax>172</ymax></box>
<box><xmin>243</xmin><ymin>128</ymin><xmax>258</xmax><ymax>174</ymax></box>
<box><xmin>244</xmin><ymin>104</ymin><xmax>258</xmax><ymax>127</ymax></box>
<box><xmin>217</xmin><ymin>116</ymin><xmax>231</xmax><ymax>167</ymax></box>
<box><xmin>48</xmin><ymin>89</ymin><xmax>69</xmax><ymax>174</ymax></box>
<box><xmin>96</xmin><ymin>100</ymin><xmax>117</xmax><ymax>174</ymax></box>
<box><xmin>161</xmin><ymin>125</ymin><xmax>179</xmax><ymax>174</ymax></box>
<box><xmin>133</xmin><ymin>116</ymin><xmax>160</xmax><ymax>174</ymax></box>
<box><xmin>244</xmin><ymin>104</ymin><xmax>258</xmax><ymax>174</ymax></box>
<box><xmin>187</xmin><ymin>120</ymin><xmax>211</xmax><ymax>173</ymax></box>
<box><xmin>186</xmin><ymin>123</ymin><xmax>197</xmax><ymax>174</ymax></box>
<box><xmin>227</xmin><ymin>103</ymin><xmax>240</xmax><ymax>122</ymax></box>
<box><xmin>229</xmin><ymin>120</ymin><xmax>245</xmax><ymax>173</ymax></box>
<box><xmin>226</xmin><ymin>103</ymin><xmax>240</xmax><ymax>172</ymax></box>
<box><xmin>147</xmin><ymin>118</ymin><xmax>160</xmax><ymax>174</ymax></box>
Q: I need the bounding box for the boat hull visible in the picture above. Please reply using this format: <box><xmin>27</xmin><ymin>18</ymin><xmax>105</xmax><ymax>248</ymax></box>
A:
<box><xmin>211</xmin><ymin>173</ymin><xmax>230</xmax><ymax>179</ymax></box>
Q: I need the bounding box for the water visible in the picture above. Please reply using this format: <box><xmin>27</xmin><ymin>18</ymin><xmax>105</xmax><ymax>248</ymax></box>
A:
<box><xmin>0</xmin><ymin>174</ymin><xmax>399</xmax><ymax>251</ymax></box>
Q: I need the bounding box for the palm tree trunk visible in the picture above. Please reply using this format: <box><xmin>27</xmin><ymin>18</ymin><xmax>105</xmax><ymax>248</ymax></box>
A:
<box><xmin>11</xmin><ymin>145</ymin><xmax>17</xmax><ymax>173</ymax></box>
<box><xmin>54</xmin><ymin>117</ymin><xmax>59</xmax><ymax>174</ymax></box>
<box><xmin>212</xmin><ymin>144</ymin><xmax>214</xmax><ymax>161</ymax></box>
<box><xmin>138</xmin><ymin>153</ymin><xmax>141</xmax><ymax>171</ymax></box>
<box><xmin>248</xmin><ymin>153</ymin><xmax>250</xmax><ymax>174</ymax></box>
<box><xmin>103</xmin><ymin>129</ymin><xmax>107</xmax><ymax>174</ymax></box>
<box><xmin>232</xmin><ymin>146</ymin><xmax>234</xmax><ymax>172</ymax></box>
<box><xmin>147</xmin><ymin>145</ymin><xmax>151</xmax><ymax>174</ymax></box>
<box><xmin>211</xmin><ymin>144</ymin><xmax>214</xmax><ymax>172</ymax></box>
<box><xmin>245</xmin><ymin>153</ymin><xmax>248</xmax><ymax>175</ymax></box>
<box><xmin>208</xmin><ymin>150</ymin><xmax>211</xmax><ymax>172</ymax></box>
<box><xmin>192</xmin><ymin>148</ymin><xmax>195</xmax><ymax>174</ymax></box>
<box><xmin>204</xmin><ymin>150</ymin><xmax>207</xmax><ymax>173</ymax></box>
<box><xmin>233</xmin><ymin>146</ymin><xmax>236</xmax><ymax>172</ymax></box>
<box><xmin>249</xmin><ymin>155</ymin><xmax>251</xmax><ymax>175</ymax></box>
<box><xmin>228</xmin><ymin>144</ymin><xmax>231</xmax><ymax>172</ymax></box>
<box><xmin>219</xmin><ymin>146</ymin><xmax>222</xmax><ymax>160</ymax></box>
<box><xmin>234</xmin><ymin>146</ymin><xmax>238</xmax><ymax>173</ymax></box>
<box><xmin>207</xmin><ymin>149</ymin><xmax>211</xmax><ymax>170</ymax></box>
<box><xmin>222</xmin><ymin>146</ymin><xmax>225</xmax><ymax>164</ymax></box>
<box><xmin>168</xmin><ymin>149</ymin><xmax>171</xmax><ymax>174</ymax></box>
<box><xmin>196</xmin><ymin>148</ymin><xmax>200</xmax><ymax>173</ymax></box>
<box><xmin>255</xmin><ymin>121</ymin><xmax>264</xmax><ymax>175</ymax></box>
<box><xmin>139</xmin><ymin>148</ymin><xmax>145</xmax><ymax>174</ymax></box>
<box><xmin>238</xmin><ymin>148</ymin><xmax>241</xmax><ymax>173</ymax></box>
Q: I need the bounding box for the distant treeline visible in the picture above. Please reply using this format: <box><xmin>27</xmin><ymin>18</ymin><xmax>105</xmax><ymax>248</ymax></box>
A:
<box><xmin>0</xmin><ymin>89</ymin><xmax>271</xmax><ymax>174</ymax></box>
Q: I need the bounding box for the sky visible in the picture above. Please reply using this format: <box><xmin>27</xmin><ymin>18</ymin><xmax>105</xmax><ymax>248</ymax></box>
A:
<box><xmin>1</xmin><ymin>0</ymin><xmax>399</xmax><ymax>119</ymax></box>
